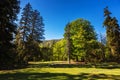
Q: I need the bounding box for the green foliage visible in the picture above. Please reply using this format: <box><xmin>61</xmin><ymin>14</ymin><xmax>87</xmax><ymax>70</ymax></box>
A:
<box><xmin>65</xmin><ymin>18</ymin><xmax>97</xmax><ymax>62</ymax></box>
<box><xmin>19</xmin><ymin>3</ymin><xmax>32</xmax><ymax>41</ymax></box>
<box><xmin>40</xmin><ymin>39</ymin><xmax>59</xmax><ymax>61</ymax></box>
<box><xmin>16</xmin><ymin>3</ymin><xmax>45</xmax><ymax>64</ymax></box>
<box><xmin>31</xmin><ymin>10</ymin><xmax>45</xmax><ymax>41</ymax></box>
<box><xmin>26</xmin><ymin>36</ymin><xmax>42</xmax><ymax>61</ymax></box>
<box><xmin>53</xmin><ymin>39</ymin><xmax>67</xmax><ymax>61</ymax></box>
<box><xmin>85</xmin><ymin>40</ymin><xmax>105</xmax><ymax>63</ymax></box>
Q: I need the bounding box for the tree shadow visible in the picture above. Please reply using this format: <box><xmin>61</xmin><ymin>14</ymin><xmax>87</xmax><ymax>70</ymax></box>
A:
<box><xmin>28</xmin><ymin>62</ymin><xmax>120</xmax><ymax>69</ymax></box>
<box><xmin>0</xmin><ymin>72</ymin><xmax>120</xmax><ymax>80</ymax></box>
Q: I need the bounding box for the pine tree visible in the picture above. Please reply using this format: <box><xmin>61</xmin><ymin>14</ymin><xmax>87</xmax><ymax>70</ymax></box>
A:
<box><xmin>17</xmin><ymin>3</ymin><xmax>45</xmax><ymax>62</ymax></box>
<box><xmin>15</xmin><ymin>28</ymin><xmax>27</xmax><ymax>65</ymax></box>
<box><xmin>30</xmin><ymin>10</ymin><xmax>45</xmax><ymax>41</ymax></box>
<box><xmin>103</xmin><ymin>7</ymin><xmax>120</xmax><ymax>61</ymax></box>
<box><xmin>16</xmin><ymin>3</ymin><xmax>33</xmax><ymax>65</ymax></box>
<box><xmin>0</xmin><ymin>0</ymin><xmax>20</xmax><ymax>69</ymax></box>
<box><xmin>26</xmin><ymin>10</ymin><xmax>44</xmax><ymax>61</ymax></box>
<box><xmin>19</xmin><ymin>3</ymin><xmax>32</xmax><ymax>42</ymax></box>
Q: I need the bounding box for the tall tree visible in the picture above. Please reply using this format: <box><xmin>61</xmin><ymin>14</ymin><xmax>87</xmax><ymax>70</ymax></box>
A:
<box><xmin>15</xmin><ymin>28</ymin><xmax>27</xmax><ymax>65</ymax></box>
<box><xmin>65</xmin><ymin>19</ymin><xmax>97</xmax><ymax>62</ymax></box>
<box><xmin>17</xmin><ymin>3</ymin><xmax>45</xmax><ymax>62</ymax></box>
<box><xmin>103</xmin><ymin>7</ymin><xmax>120</xmax><ymax>61</ymax></box>
<box><xmin>15</xmin><ymin>3</ymin><xmax>33</xmax><ymax>65</ymax></box>
<box><xmin>30</xmin><ymin>10</ymin><xmax>45</xmax><ymax>41</ymax></box>
<box><xmin>26</xmin><ymin>9</ymin><xmax>44</xmax><ymax>61</ymax></box>
<box><xmin>0</xmin><ymin>0</ymin><xmax>20</xmax><ymax>69</ymax></box>
<box><xmin>19</xmin><ymin>3</ymin><xmax>32</xmax><ymax>42</ymax></box>
<box><xmin>64</xmin><ymin>23</ymin><xmax>72</xmax><ymax>64</ymax></box>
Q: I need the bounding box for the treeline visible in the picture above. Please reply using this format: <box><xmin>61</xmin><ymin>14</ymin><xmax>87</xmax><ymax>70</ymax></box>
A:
<box><xmin>0</xmin><ymin>0</ymin><xmax>44</xmax><ymax>69</ymax></box>
<box><xmin>41</xmin><ymin>19</ymin><xmax>105</xmax><ymax>63</ymax></box>
<box><xmin>40</xmin><ymin>39</ymin><xmax>67</xmax><ymax>61</ymax></box>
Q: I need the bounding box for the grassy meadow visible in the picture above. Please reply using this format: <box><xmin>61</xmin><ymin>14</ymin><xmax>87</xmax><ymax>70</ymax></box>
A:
<box><xmin>0</xmin><ymin>61</ymin><xmax>120</xmax><ymax>80</ymax></box>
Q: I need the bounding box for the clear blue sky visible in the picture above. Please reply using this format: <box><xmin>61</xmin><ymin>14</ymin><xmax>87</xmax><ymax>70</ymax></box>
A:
<box><xmin>19</xmin><ymin>0</ymin><xmax>120</xmax><ymax>40</ymax></box>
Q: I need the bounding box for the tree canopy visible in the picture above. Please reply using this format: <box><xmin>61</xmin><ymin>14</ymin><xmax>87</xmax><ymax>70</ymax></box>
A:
<box><xmin>64</xmin><ymin>19</ymin><xmax>97</xmax><ymax>62</ymax></box>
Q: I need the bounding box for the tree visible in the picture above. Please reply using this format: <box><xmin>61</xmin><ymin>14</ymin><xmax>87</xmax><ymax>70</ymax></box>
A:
<box><xmin>26</xmin><ymin>9</ymin><xmax>44</xmax><ymax>61</ymax></box>
<box><xmin>15</xmin><ymin>3</ymin><xmax>33</xmax><ymax>65</ymax></box>
<box><xmin>0</xmin><ymin>0</ymin><xmax>20</xmax><ymax>69</ymax></box>
<box><xmin>19</xmin><ymin>3</ymin><xmax>32</xmax><ymax>42</ymax></box>
<box><xmin>17</xmin><ymin>3</ymin><xmax>45</xmax><ymax>62</ymax></box>
<box><xmin>85</xmin><ymin>40</ymin><xmax>105</xmax><ymax>62</ymax></box>
<box><xmin>15</xmin><ymin>28</ymin><xmax>28</xmax><ymax>65</ymax></box>
<box><xmin>64</xmin><ymin>23</ymin><xmax>72</xmax><ymax>64</ymax></box>
<box><xmin>26</xmin><ymin>36</ymin><xmax>42</xmax><ymax>61</ymax></box>
<box><xmin>53</xmin><ymin>39</ymin><xmax>67</xmax><ymax>61</ymax></box>
<box><xmin>65</xmin><ymin>18</ymin><xmax>97</xmax><ymax>62</ymax></box>
<box><xmin>40</xmin><ymin>39</ymin><xmax>59</xmax><ymax>61</ymax></box>
<box><xmin>103</xmin><ymin>7</ymin><xmax>120</xmax><ymax>61</ymax></box>
<box><xmin>30</xmin><ymin>10</ymin><xmax>45</xmax><ymax>41</ymax></box>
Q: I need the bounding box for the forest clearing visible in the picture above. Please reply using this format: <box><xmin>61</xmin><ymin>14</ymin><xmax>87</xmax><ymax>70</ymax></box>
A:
<box><xmin>1</xmin><ymin>0</ymin><xmax>120</xmax><ymax>80</ymax></box>
<box><xmin>0</xmin><ymin>61</ymin><xmax>120</xmax><ymax>80</ymax></box>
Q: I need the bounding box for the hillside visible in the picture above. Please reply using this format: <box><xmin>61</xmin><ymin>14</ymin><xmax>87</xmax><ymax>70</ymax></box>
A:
<box><xmin>40</xmin><ymin>39</ymin><xmax>61</xmax><ymax>48</ymax></box>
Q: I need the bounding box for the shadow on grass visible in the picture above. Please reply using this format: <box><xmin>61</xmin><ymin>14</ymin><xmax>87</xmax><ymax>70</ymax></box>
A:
<box><xmin>28</xmin><ymin>63</ymin><xmax>120</xmax><ymax>69</ymax></box>
<box><xmin>0</xmin><ymin>72</ymin><xmax>120</xmax><ymax>80</ymax></box>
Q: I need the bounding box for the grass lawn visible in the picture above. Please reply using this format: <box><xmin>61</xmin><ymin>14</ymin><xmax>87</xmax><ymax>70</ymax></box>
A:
<box><xmin>0</xmin><ymin>61</ymin><xmax>120</xmax><ymax>80</ymax></box>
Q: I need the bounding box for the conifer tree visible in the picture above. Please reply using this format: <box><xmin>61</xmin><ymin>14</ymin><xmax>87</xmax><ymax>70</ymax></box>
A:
<box><xmin>103</xmin><ymin>7</ymin><xmax>120</xmax><ymax>61</ymax></box>
<box><xmin>30</xmin><ymin>10</ymin><xmax>45</xmax><ymax>41</ymax></box>
<box><xmin>17</xmin><ymin>3</ymin><xmax>45</xmax><ymax>62</ymax></box>
<box><xmin>0</xmin><ymin>0</ymin><xmax>20</xmax><ymax>69</ymax></box>
<box><xmin>19</xmin><ymin>3</ymin><xmax>32</xmax><ymax>42</ymax></box>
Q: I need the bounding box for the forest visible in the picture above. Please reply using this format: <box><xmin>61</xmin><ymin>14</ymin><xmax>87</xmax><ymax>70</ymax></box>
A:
<box><xmin>0</xmin><ymin>0</ymin><xmax>120</xmax><ymax>71</ymax></box>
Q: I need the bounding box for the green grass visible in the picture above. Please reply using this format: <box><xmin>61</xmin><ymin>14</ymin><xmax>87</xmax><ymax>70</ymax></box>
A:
<box><xmin>0</xmin><ymin>61</ymin><xmax>120</xmax><ymax>80</ymax></box>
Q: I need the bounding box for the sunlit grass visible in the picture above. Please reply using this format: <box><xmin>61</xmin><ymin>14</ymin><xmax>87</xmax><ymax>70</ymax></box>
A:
<box><xmin>0</xmin><ymin>61</ymin><xmax>120</xmax><ymax>80</ymax></box>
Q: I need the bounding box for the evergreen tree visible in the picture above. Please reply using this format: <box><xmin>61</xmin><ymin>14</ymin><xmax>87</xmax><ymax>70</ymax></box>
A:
<box><xmin>16</xmin><ymin>3</ymin><xmax>33</xmax><ymax>65</ymax></box>
<box><xmin>30</xmin><ymin>10</ymin><xmax>45</xmax><ymax>41</ymax></box>
<box><xmin>19</xmin><ymin>3</ymin><xmax>32</xmax><ymax>42</ymax></box>
<box><xmin>26</xmin><ymin>10</ymin><xmax>44</xmax><ymax>61</ymax></box>
<box><xmin>103</xmin><ymin>7</ymin><xmax>120</xmax><ymax>61</ymax></box>
<box><xmin>17</xmin><ymin>3</ymin><xmax>45</xmax><ymax>62</ymax></box>
<box><xmin>0</xmin><ymin>0</ymin><xmax>20</xmax><ymax>69</ymax></box>
<box><xmin>15</xmin><ymin>28</ymin><xmax>27</xmax><ymax>65</ymax></box>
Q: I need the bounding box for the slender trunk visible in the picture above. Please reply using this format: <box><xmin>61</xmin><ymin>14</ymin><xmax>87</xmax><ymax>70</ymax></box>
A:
<box><xmin>76</xmin><ymin>56</ymin><xmax>78</xmax><ymax>62</ymax></box>
<box><xmin>67</xmin><ymin>27</ymin><xmax>71</xmax><ymax>64</ymax></box>
<box><xmin>23</xmin><ymin>27</ymin><xmax>25</xmax><ymax>42</ymax></box>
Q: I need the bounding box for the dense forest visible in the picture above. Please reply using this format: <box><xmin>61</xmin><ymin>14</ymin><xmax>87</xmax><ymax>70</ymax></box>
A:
<box><xmin>0</xmin><ymin>0</ymin><xmax>120</xmax><ymax>70</ymax></box>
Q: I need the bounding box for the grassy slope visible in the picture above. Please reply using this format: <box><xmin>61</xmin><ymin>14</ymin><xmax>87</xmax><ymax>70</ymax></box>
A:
<box><xmin>0</xmin><ymin>61</ymin><xmax>120</xmax><ymax>80</ymax></box>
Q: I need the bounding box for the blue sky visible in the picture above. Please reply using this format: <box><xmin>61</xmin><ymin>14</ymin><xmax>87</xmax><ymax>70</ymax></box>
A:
<box><xmin>19</xmin><ymin>0</ymin><xmax>120</xmax><ymax>40</ymax></box>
